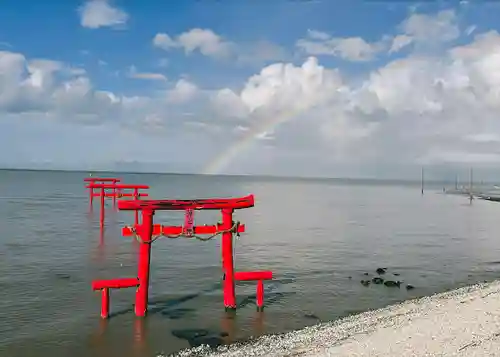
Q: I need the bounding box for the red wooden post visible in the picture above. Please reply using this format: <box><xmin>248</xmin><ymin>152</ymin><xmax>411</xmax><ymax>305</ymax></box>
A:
<box><xmin>134</xmin><ymin>188</ymin><xmax>139</xmax><ymax>225</ymax></box>
<box><xmin>100</xmin><ymin>186</ymin><xmax>105</xmax><ymax>229</ymax></box>
<box><xmin>234</xmin><ymin>271</ymin><xmax>272</xmax><ymax>311</ymax></box>
<box><xmin>256</xmin><ymin>280</ymin><xmax>264</xmax><ymax>311</ymax></box>
<box><xmin>89</xmin><ymin>186</ymin><xmax>94</xmax><ymax>211</ymax></box>
<box><xmin>184</xmin><ymin>209</ymin><xmax>194</xmax><ymax>236</ymax></box>
<box><xmin>222</xmin><ymin>208</ymin><xmax>236</xmax><ymax>310</ymax></box>
<box><xmin>112</xmin><ymin>184</ymin><xmax>117</xmax><ymax>209</ymax></box>
<box><xmin>92</xmin><ymin>278</ymin><xmax>140</xmax><ymax>319</ymax></box>
<box><xmin>135</xmin><ymin>209</ymin><xmax>154</xmax><ymax>317</ymax></box>
<box><xmin>101</xmin><ymin>288</ymin><xmax>110</xmax><ymax>318</ymax></box>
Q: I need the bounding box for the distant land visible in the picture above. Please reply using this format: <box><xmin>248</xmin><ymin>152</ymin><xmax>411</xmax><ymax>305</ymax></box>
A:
<box><xmin>1</xmin><ymin>166</ymin><xmax>499</xmax><ymax>188</ymax></box>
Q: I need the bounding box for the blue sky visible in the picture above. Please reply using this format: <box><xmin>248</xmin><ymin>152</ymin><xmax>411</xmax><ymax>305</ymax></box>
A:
<box><xmin>2</xmin><ymin>0</ymin><xmax>500</xmax><ymax>178</ymax></box>
<box><xmin>0</xmin><ymin>2</ymin><xmax>477</xmax><ymax>86</ymax></box>
<box><xmin>0</xmin><ymin>0</ymin><xmax>486</xmax><ymax>91</ymax></box>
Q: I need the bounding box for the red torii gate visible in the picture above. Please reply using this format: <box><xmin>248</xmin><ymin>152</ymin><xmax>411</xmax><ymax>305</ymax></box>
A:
<box><xmin>84</xmin><ymin>177</ymin><xmax>121</xmax><ymax>210</ymax></box>
<box><xmin>85</xmin><ymin>183</ymin><xmax>150</xmax><ymax>228</ymax></box>
<box><xmin>91</xmin><ymin>194</ymin><xmax>273</xmax><ymax>319</ymax></box>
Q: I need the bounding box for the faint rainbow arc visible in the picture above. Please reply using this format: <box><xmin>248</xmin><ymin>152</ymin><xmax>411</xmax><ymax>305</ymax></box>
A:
<box><xmin>202</xmin><ymin>108</ymin><xmax>302</xmax><ymax>175</ymax></box>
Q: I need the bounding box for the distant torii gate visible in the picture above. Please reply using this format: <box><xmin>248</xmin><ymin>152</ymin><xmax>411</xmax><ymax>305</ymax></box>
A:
<box><xmin>91</xmin><ymin>194</ymin><xmax>273</xmax><ymax>318</ymax></box>
<box><xmin>85</xmin><ymin>183</ymin><xmax>149</xmax><ymax>228</ymax></box>
<box><xmin>84</xmin><ymin>177</ymin><xmax>121</xmax><ymax>210</ymax></box>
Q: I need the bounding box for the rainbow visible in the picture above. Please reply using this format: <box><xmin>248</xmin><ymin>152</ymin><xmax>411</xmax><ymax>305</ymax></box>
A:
<box><xmin>202</xmin><ymin>107</ymin><xmax>307</xmax><ymax>175</ymax></box>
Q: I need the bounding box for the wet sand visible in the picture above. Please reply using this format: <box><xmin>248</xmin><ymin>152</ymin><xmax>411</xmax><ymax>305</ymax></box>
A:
<box><xmin>172</xmin><ymin>280</ymin><xmax>500</xmax><ymax>357</ymax></box>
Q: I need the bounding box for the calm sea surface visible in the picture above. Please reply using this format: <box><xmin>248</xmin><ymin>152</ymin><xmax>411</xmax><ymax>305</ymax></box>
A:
<box><xmin>1</xmin><ymin>170</ymin><xmax>500</xmax><ymax>357</ymax></box>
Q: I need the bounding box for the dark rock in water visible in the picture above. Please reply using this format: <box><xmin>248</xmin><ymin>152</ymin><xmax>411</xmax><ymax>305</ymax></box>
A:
<box><xmin>376</xmin><ymin>268</ymin><xmax>387</xmax><ymax>275</ymax></box>
<box><xmin>55</xmin><ymin>273</ymin><xmax>71</xmax><ymax>280</ymax></box>
<box><xmin>384</xmin><ymin>280</ymin><xmax>401</xmax><ymax>287</ymax></box>
<box><xmin>406</xmin><ymin>285</ymin><xmax>415</xmax><ymax>290</ymax></box>
<box><xmin>372</xmin><ymin>277</ymin><xmax>384</xmax><ymax>284</ymax></box>
<box><xmin>360</xmin><ymin>280</ymin><xmax>370</xmax><ymax>286</ymax></box>
<box><xmin>348</xmin><ymin>276</ymin><xmax>352</xmax><ymax>280</ymax></box>
<box><xmin>393</xmin><ymin>273</ymin><xmax>400</xmax><ymax>276</ymax></box>
<box><xmin>172</xmin><ymin>329</ymin><xmax>209</xmax><ymax>340</ymax></box>
<box><xmin>171</xmin><ymin>329</ymin><xmax>223</xmax><ymax>348</ymax></box>
<box><xmin>364</xmin><ymin>272</ymin><xmax>369</xmax><ymax>276</ymax></box>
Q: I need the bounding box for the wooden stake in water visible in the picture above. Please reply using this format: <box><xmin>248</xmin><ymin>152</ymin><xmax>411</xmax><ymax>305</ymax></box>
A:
<box><xmin>469</xmin><ymin>167</ymin><xmax>473</xmax><ymax>203</ymax></box>
<box><xmin>421</xmin><ymin>167</ymin><xmax>424</xmax><ymax>195</ymax></box>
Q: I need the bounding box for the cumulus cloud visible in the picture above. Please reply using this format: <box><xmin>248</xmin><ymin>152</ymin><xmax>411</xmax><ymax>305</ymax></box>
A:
<box><xmin>296</xmin><ymin>30</ymin><xmax>389</xmax><ymax>62</ymax></box>
<box><xmin>153</xmin><ymin>33</ymin><xmax>181</xmax><ymax>51</ymax></box>
<box><xmin>78</xmin><ymin>0</ymin><xmax>129</xmax><ymax>29</ymax></box>
<box><xmin>211</xmin><ymin>88</ymin><xmax>250</xmax><ymax>119</ymax></box>
<box><xmin>153</xmin><ymin>28</ymin><xmax>287</xmax><ymax>64</ymax></box>
<box><xmin>239</xmin><ymin>56</ymin><xmax>345</xmax><ymax>113</ymax></box>
<box><xmin>0</xmin><ymin>52</ymin><xmax>92</xmax><ymax>113</ymax></box>
<box><xmin>176</xmin><ymin>29</ymin><xmax>233</xmax><ymax>58</ymax></box>
<box><xmin>390</xmin><ymin>9</ymin><xmax>460</xmax><ymax>53</ymax></box>
<box><xmin>298</xmin><ymin>9</ymin><xmax>461</xmax><ymax>61</ymax></box>
<box><xmin>167</xmin><ymin>79</ymin><xmax>199</xmax><ymax>103</ymax></box>
<box><xmin>214</xmin><ymin>28</ymin><xmax>500</xmax><ymax>171</ymax></box>
<box><xmin>4</xmin><ymin>9</ymin><xmax>500</xmax><ymax>176</ymax></box>
<box><xmin>0</xmin><ymin>50</ymin><xmax>194</xmax><ymax>131</ymax></box>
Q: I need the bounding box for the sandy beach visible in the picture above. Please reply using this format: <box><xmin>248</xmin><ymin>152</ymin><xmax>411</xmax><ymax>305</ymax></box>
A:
<box><xmin>171</xmin><ymin>280</ymin><xmax>500</xmax><ymax>357</ymax></box>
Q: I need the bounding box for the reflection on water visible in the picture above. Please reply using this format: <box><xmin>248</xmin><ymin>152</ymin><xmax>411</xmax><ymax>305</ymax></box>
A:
<box><xmin>1</xmin><ymin>170</ymin><xmax>500</xmax><ymax>357</ymax></box>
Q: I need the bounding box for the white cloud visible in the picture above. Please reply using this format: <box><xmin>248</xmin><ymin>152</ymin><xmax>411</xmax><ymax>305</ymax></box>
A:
<box><xmin>298</xmin><ymin>10</ymin><xmax>460</xmax><ymax>61</ymax></box>
<box><xmin>404</xmin><ymin>9</ymin><xmax>459</xmax><ymax>43</ymax></box>
<box><xmin>153</xmin><ymin>29</ymin><xmax>232</xmax><ymax>58</ymax></box>
<box><xmin>78</xmin><ymin>0</ymin><xmax>129</xmax><ymax>29</ymax></box>
<box><xmin>237</xmin><ymin>40</ymin><xmax>288</xmax><ymax>65</ymax></box>
<box><xmin>166</xmin><ymin>79</ymin><xmax>199</xmax><ymax>103</ymax></box>
<box><xmin>153</xmin><ymin>28</ymin><xmax>287</xmax><ymax>64</ymax></box>
<box><xmin>307</xmin><ymin>29</ymin><xmax>330</xmax><ymax>41</ymax></box>
<box><xmin>153</xmin><ymin>33</ymin><xmax>178</xmax><ymax>50</ymax></box>
<box><xmin>296</xmin><ymin>32</ymin><xmax>388</xmax><ymax>62</ymax></box>
<box><xmin>177</xmin><ymin>29</ymin><xmax>233</xmax><ymax>58</ymax></box>
<box><xmin>390</xmin><ymin>9</ymin><xmax>460</xmax><ymax>53</ymax></box>
<box><xmin>211</xmin><ymin>88</ymin><xmax>249</xmax><ymax>119</ymax></box>
<box><xmin>389</xmin><ymin>35</ymin><xmax>413</xmax><ymax>54</ymax></box>
<box><xmin>239</xmin><ymin>56</ymin><xmax>345</xmax><ymax>113</ymax></box>
<box><xmin>216</xmin><ymin>26</ymin><xmax>500</xmax><ymax>170</ymax></box>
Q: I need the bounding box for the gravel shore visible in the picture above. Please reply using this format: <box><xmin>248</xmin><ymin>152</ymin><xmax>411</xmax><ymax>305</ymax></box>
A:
<box><xmin>170</xmin><ymin>280</ymin><xmax>500</xmax><ymax>357</ymax></box>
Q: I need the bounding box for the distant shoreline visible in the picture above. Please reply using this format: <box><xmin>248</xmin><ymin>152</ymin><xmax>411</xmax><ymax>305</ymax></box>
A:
<box><xmin>0</xmin><ymin>167</ymin><xmax>496</xmax><ymax>187</ymax></box>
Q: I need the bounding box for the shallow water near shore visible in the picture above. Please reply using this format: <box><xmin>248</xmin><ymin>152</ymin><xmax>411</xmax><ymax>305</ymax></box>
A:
<box><xmin>1</xmin><ymin>170</ymin><xmax>500</xmax><ymax>357</ymax></box>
